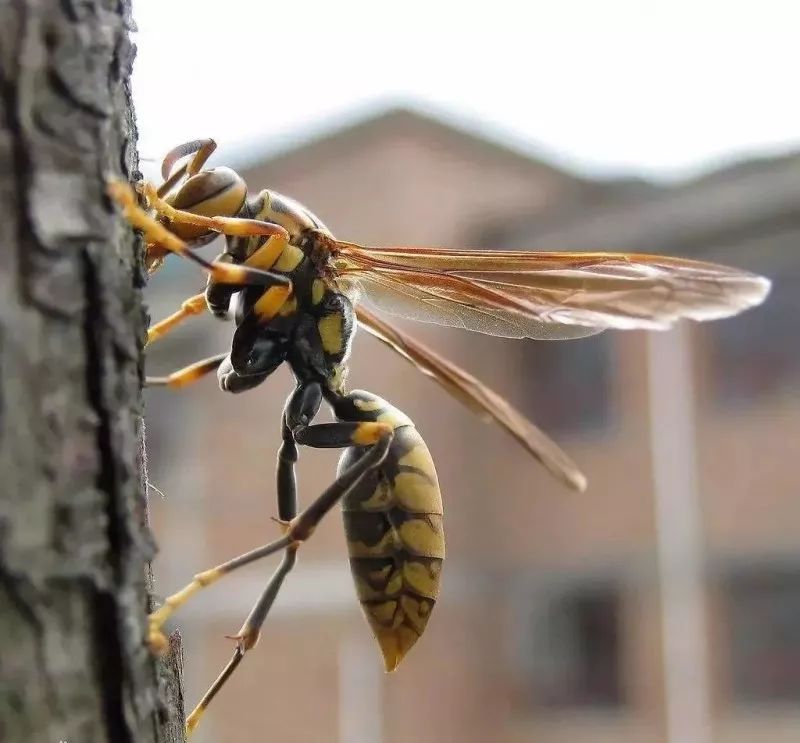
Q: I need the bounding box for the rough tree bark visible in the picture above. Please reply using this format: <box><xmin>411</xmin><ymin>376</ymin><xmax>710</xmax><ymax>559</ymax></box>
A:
<box><xmin>0</xmin><ymin>2</ymin><xmax>184</xmax><ymax>742</ymax></box>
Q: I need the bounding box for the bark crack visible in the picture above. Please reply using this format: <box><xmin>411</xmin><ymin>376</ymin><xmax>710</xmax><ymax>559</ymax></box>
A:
<box><xmin>0</xmin><ymin>2</ymin><xmax>185</xmax><ymax>741</ymax></box>
<box><xmin>82</xmin><ymin>249</ymin><xmax>132</xmax><ymax>743</ymax></box>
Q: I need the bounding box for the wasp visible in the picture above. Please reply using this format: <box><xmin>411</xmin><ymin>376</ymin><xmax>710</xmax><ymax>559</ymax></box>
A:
<box><xmin>108</xmin><ymin>138</ymin><xmax>770</xmax><ymax>734</ymax></box>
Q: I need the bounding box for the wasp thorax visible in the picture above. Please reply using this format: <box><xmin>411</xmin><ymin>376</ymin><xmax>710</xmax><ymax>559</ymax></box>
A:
<box><xmin>166</xmin><ymin>166</ymin><xmax>247</xmax><ymax>240</ymax></box>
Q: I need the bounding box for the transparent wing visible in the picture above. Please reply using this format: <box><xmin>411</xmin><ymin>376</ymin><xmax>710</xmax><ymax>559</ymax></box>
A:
<box><xmin>353</xmin><ymin>270</ymin><xmax>602</xmax><ymax>340</ymax></box>
<box><xmin>355</xmin><ymin>304</ymin><xmax>587</xmax><ymax>492</ymax></box>
<box><xmin>332</xmin><ymin>241</ymin><xmax>771</xmax><ymax>337</ymax></box>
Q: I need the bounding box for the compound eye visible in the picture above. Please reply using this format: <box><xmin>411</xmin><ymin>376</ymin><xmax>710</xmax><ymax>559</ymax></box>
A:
<box><xmin>166</xmin><ymin>166</ymin><xmax>247</xmax><ymax>240</ymax></box>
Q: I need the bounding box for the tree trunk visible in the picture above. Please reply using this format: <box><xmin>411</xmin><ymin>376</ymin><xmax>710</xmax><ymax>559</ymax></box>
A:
<box><xmin>0</xmin><ymin>2</ymin><xmax>184</xmax><ymax>741</ymax></box>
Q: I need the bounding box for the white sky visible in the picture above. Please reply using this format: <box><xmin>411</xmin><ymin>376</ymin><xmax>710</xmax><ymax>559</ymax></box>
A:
<box><xmin>132</xmin><ymin>0</ymin><xmax>800</xmax><ymax>181</ymax></box>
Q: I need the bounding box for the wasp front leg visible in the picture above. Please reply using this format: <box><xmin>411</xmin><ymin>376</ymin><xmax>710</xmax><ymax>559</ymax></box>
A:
<box><xmin>109</xmin><ymin>182</ymin><xmax>290</xmax><ymax>285</ymax></box>
<box><xmin>145</xmin><ymin>292</ymin><xmax>208</xmax><ymax>347</ymax></box>
<box><xmin>141</xmin><ymin>181</ymin><xmax>286</xmax><ymax>243</ymax></box>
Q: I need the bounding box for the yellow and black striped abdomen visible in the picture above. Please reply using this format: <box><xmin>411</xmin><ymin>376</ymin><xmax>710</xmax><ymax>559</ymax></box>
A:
<box><xmin>337</xmin><ymin>395</ymin><xmax>444</xmax><ymax>672</ymax></box>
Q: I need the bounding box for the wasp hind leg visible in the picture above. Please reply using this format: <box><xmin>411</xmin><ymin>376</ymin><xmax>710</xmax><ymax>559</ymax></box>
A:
<box><xmin>179</xmin><ymin>382</ymin><xmax>393</xmax><ymax>735</ymax></box>
<box><xmin>222</xmin><ymin>384</ymin><xmax>395</xmax><ymax>649</ymax></box>
<box><xmin>184</xmin><ymin>440</ymin><xmax>392</xmax><ymax>734</ymax></box>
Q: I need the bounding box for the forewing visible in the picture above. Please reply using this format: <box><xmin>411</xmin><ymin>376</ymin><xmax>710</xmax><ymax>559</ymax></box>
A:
<box><xmin>353</xmin><ymin>270</ymin><xmax>602</xmax><ymax>340</ymax></box>
<box><xmin>335</xmin><ymin>243</ymin><xmax>771</xmax><ymax>336</ymax></box>
<box><xmin>355</xmin><ymin>305</ymin><xmax>587</xmax><ymax>492</ymax></box>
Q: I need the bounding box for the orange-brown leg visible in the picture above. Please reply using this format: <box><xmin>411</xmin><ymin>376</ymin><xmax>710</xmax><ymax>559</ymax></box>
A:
<box><xmin>146</xmin><ymin>228</ymin><xmax>294</xmax><ymax>345</ymax></box>
<box><xmin>181</xmin><ymin>425</ymin><xmax>392</xmax><ymax>735</ymax></box>
<box><xmin>142</xmin><ymin>181</ymin><xmax>288</xmax><ymax>241</ymax></box>
<box><xmin>153</xmin><ymin>384</ymin><xmax>394</xmax><ymax>735</ymax></box>
<box><xmin>108</xmin><ymin>182</ymin><xmax>290</xmax><ymax>289</ymax></box>
<box><xmin>147</xmin><ymin>416</ymin><xmax>392</xmax><ymax>649</ymax></box>
<box><xmin>145</xmin><ymin>353</ymin><xmax>228</xmax><ymax>389</ymax></box>
<box><xmin>146</xmin><ymin>292</ymin><xmax>207</xmax><ymax>347</ymax></box>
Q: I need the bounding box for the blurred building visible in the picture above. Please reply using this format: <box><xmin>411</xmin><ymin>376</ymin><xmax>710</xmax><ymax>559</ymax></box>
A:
<box><xmin>145</xmin><ymin>108</ymin><xmax>800</xmax><ymax>743</ymax></box>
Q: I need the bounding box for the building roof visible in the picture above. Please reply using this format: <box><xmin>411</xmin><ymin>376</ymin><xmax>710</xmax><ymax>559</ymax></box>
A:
<box><xmin>228</xmin><ymin>104</ymin><xmax>593</xmax><ymax>187</ymax></box>
<box><xmin>225</xmin><ymin>103</ymin><xmax>800</xmax><ymax>261</ymax></box>
<box><xmin>500</xmin><ymin>151</ymin><xmax>800</xmax><ymax>259</ymax></box>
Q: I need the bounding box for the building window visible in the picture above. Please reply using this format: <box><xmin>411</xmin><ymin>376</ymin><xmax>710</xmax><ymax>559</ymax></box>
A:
<box><xmin>518</xmin><ymin>334</ymin><xmax>612</xmax><ymax>436</ymax></box>
<box><xmin>724</xmin><ymin>567</ymin><xmax>800</xmax><ymax>704</ymax></box>
<box><xmin>516</xmin><ymin>581</ymin><xmax>625</xmax><ymax>710</ymax></box>
<box><xmin>708</xmin><ymin>254</ymin><xmax>800</xmax><ymax>406</ymax></box>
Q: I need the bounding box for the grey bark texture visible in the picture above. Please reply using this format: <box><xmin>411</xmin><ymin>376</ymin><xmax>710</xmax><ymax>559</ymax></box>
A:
<box><xmin>0</xmin><ymin>1</ymin><xmax>185</xmax><ymax>742</ymax></box>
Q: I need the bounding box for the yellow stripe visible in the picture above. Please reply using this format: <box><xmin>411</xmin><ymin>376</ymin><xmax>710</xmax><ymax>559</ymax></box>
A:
<box><xmin>347</xmin><ymin>529</ymin><xmax>401</xmax><ymax>558</ymax></box>
<box><xmin>394</xmin><ymin>471</ymin><xmax>442</xmax><ymax>512</ymax></box>
<box><xmin>244</xmin><ymin>234</ymin><xmax>288</xmax><ymax>270</ymax></box>
<box><xmin>318</xmin><ymin>313</ymin><xmax>344</xmax><ymax>354</ymax></box>
<box><xmin>358</xmin><ymin>479</ymin><xmax>393</xmax><ymax>510</ymax></box>
<box><xmin>254</xmin><ymin>285</ymin><xmax>291</xmax><ymax>320</ymax></box>
<box><xmin>367</xmin><ymin>601</ymin><xmax>398</xmax><ymax>625</ymax></box>
<box><xmin>351</xmin><ymin>421</ymin><xmax>392</xmax><ymax>446</ymax></box>
<box><xmin>398</xmin><ymin>517</ymin><xmax>445</xmax><ymax>558</ymax></box>
<box><xmin>398</xmin><ymin>445</ymin><xmax>433</xmax><ymax>472</ymax></box>
<box><xmin>311</xmin><ymin>279</ymin><xmax>326</xmax><ymax>305</ymax></box>
<box><xmin>273</xmin><ymin>243</ymin><xmax>304</xmax><ymax>272</ymax></box>
<box><xmin>354</xmin><ymin>398</ymin><xmax>384</xmax><ymax>412</ymax></box>
<box><xmin>403</xmin><ymin>560</ymin><xmax>441</xmax><ymax>598</ymax></box>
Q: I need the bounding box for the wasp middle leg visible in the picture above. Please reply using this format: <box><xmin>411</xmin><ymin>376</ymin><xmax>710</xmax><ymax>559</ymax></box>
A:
<box><xmin>145</xmin><ymin>292</ymin><xmax>208</xmax><ymax>347</ymax></box>
<box><xmin>145</xmin><ymin>344</ymin><xmax>285</xmax><ymax>393</ymax></box>
<box><xmin>145</xmin><ymin>352</ymin><xmax>228</xmax><ymax>389</ymax></box>
<box><xmin>145</xmin><ymin>232</ymin><xmax>293</xmax><ymax>347</ymax></box>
